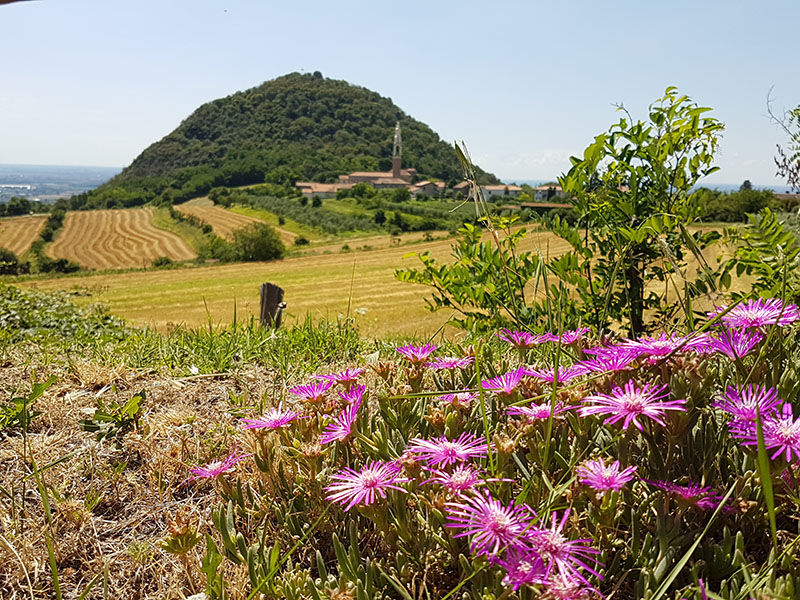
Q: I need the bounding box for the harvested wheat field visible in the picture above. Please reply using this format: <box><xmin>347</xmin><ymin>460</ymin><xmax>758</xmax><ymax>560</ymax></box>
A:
<box><xmin>48</xmin><ymin>208</ymin><xmax>196</xmax><ymax>270</ymax></box>
<box><xmin>25</xmin><ymin>229</ymin><xmax>573</xmax><ymax>337</ymax></box>
<box><xmin>0</xmin><ymin>214</ymin><xmax>47</xmax><ymax>255</ymax></box>
<box><xmin>176</xmin><ymin>198</ymin><xmax>298</xmax><ymax>244</ymax></box>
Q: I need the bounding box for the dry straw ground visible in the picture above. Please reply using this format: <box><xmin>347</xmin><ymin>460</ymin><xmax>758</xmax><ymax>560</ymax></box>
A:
<box><xmin>174</xmin><ymin>198</ymin><xmax>302</xmax><ymax>244</ymax></box>
<box><xmin>0</xmin><ymin>352</ymin><xmax>277</xmax><ymax>599</ymax></box>
<box><xmin>47</xmin><ymin>209</ymin><xmax>196</xmax><ymax>270</ymax></box>
<box><xmin>0</xmin><ymin>215</ymin><xmax>47</xmax><ymax>256</ymax></box>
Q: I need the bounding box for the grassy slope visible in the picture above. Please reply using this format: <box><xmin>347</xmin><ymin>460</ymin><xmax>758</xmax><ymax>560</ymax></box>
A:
<box><xmin>150</xmin><ymin>206</ymin><xmax>208</xmax><ymax>254</ymax></box>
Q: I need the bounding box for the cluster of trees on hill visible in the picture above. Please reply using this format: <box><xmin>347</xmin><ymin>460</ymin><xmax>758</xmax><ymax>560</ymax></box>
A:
<box><xmin>70</xmin><ymin>73</ymin><xmax>498</xmax><ymax>210</ymax></box>
<box><xmin>696</xmin><ymin>182</ymin><xmax>799</xmax><ymax>222</ymax></box>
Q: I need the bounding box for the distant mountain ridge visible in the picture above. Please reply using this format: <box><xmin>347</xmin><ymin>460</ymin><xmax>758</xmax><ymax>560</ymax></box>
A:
<box><xmin>77</xmin><ymin>73</ymin><xmax>498</xmax><ymax>209</ymax></box>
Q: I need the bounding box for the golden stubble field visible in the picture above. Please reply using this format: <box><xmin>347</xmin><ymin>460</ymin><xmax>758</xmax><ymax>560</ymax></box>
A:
<box><xmin>22</xmin><ymin>229</ymin><xmax>573</xmax><ymax>338</ymax></box>
<box><xmin>0</xmin><ymin>214</ymin><xmax>47</xmax><ymax>255</ymax></box>
<box><xmin>47</xmin><ymin>208</ymin><xmax>196</xmax><ymax>269</ymax></box>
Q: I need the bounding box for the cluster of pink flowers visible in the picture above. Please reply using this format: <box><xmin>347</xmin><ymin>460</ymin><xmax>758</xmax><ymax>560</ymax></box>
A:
<box><xmin>444</xmin><ymin>494</ymin><xmax>602</xmax><ymax>591</ymax></box>
<box><xmin>183</xmin><ymin>301</ymin><xmax>798</xmax><ymax>597</ymax></box>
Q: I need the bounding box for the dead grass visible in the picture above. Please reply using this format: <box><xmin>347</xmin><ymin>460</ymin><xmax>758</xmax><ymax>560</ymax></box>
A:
<box><xmin>0</xmin><ymin>350</ymin><xmax>290</xmax><ymax>600</ymax></box>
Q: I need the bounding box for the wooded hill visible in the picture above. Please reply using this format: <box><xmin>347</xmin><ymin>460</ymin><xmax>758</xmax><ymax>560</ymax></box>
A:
<box><xmin>73</xmin><ymin>72</ymin><xmax>499</xmax><ymax>209</ymax></box>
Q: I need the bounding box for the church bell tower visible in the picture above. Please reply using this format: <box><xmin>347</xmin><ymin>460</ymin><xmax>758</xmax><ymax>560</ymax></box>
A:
<box><xmin>392</xmin><ymin>122</ymin><xmax>402</xmax><ymax>179</ymax></box>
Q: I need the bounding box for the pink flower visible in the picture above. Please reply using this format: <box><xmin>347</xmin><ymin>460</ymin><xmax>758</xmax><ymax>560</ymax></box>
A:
<box><xmin>533</xmin><ymin>509</ymin><xmax>602</xmax><ymax>587</ymax></box>
<box><xmin>289</xmin><ymin>380</ymin><xmax>332</xmax><ymax>402</ymax></box>
<box><xmin>482</xmin><ymin>367</ymin><xmax>527</xmax><ymax>395</ymax></box>
<box><xmin>645</xmin><ymin>479</ymin><xmax>729</xmax><ymax>512</ymax></box>
<box><xmin>445</xmin><ymin>490</ymin><xmax>537</xmax><ymax>560</ymax></box>
<box><xmin>709</xmin><ymin>297</ymin><xmax>800</xmax><ymax>329</ymax></box>
<box><xmin>507</xmin><ymin>402</ymin><xmax>571</xmax><ymax>422</ymax></box>
<box><xmin>546</xmin><ymin>328</ymin><xmax>592</xmax><ymax>345</ymax></box>
<box><xmin>320</xmin><ymin>398</ymin><xmax>361</xmax><ymax>444</ymax></box>
<box><xmin>240</xmin><ymin>407</ymin><xmax>306</xmax><ymax>430</ymax></box>
<box><xmin>620</xmin><ymin>332</ymin><xmax>710</xmax><ymax>359</ymax></box>
<box><xmin>422</xmin><ymin>464</ymin><xmax>485</xmax><ymax>496</ymax></box>
<box><xmin>731</xmin><ymin>403</ymin><xmax>800</xmax><ymax>463</ymax></box>
<box><xmin>183</xmin><ymin>447</ymin><xmax>251</xmax><ymax>485</ymax></box>
<box><xmin>439</xmin><ymin>391</ymin><xmax>477</xmax><ymax>408</ymax></box>
<box><xmin>425</xmin><ymin>356</ymin><xmax>474</xmax><ymax>370</ymax></box>
<box><xmin>579</xmin><ymin>380</ymin><xmax>687</xmax><ymax>431</ymax></box>
<box><xmin>575</xmin><ymin>458</ymin><xmax>636</xmax><ymax>494</ymax></box>
<box><xmin>578</xmin><ymin>348</ymin><xmax>639</xmax><ymax>373</ymax></box>
<box><xmin>325</xmin><ymin>461</ymin><xmax>409</xmax><ymax>511</ymax></box>
<box><xmin>405</xmin><ymin>432</ymin><xmax>490</xmax><ymax>467</ymax></box>
<box><xmin>497</xmin><ymin>549</ymin><xmax>548</xmax><ymax>590</ymax></box>
<box><xmin>542</xmin><ymin>573</ymin><xmax>594</xmax><ymax>599</ymax></box>
<box><xmin>396</xmin><ymin>343</ymin><xmax>437</xmax><ymax>363</ymax></box>
<box><xmin>496</xmin><ymin>329</ymin><xmax>548</xmax><ymax>349</ymax></box>
<box><xmin>338</xmin><ymin>384</ymin><xmax>366</xmax><ymax>404</ymax></box>
<box><xmin>315</xmin><ymin>368</ymin><xmax>365</xmax><ymax>386</ymax></box>
<box><xmin>525</xmin><ymin>365</ymin><xmax>587</xmax><ymax>383</ymax></box>
<box><xmin>709</xmin><ymin>328</ymin><xmax>764</xmax><ymax>360</ymax></box>
<box><xmin>713</xmin><ymin>384</ymin><xmax>781</xmax><ymax>425</ymax></box>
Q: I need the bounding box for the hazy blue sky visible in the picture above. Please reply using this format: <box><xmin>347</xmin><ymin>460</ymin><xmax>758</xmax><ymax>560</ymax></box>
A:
<box><xmin>1</xmin><ymin>0</ymin><xmax>798</xmax><ymax>187</ymax></box>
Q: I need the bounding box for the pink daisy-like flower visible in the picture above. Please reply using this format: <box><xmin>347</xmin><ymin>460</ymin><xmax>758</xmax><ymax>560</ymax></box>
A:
<box><xmin>507</xmin><ymin>402</ymin><xmax>571</xmax><ymax>422</ymax></box>
<box><xmin>713</xmin><ymin>384</ymin><xmax>781</xmax><ymax>425</ymax></box>
<box><xmin>320</xmin><ymin>398</ymin><xmax>361</xmax><ymax>445</ymax></box>
<box><xmin>732</xmin><ymin>403</ymin><xmax>800</xmax><ymax>463</ymax></box>
<box><xmin>710</xmin><ymin>328</ymin><xmax>764</xmax><ymax>360</ymax></box>
<box><xmin>575</xmin><ymin>458</ymin><xmax>637</xmax><ymax>494</ymax></box>
<box><xmin>325</xmin><ymin>460</ymin><xmax>409</xmax><ymax>511</ymax></box>
<box><xmin>396</xmin><ymin>343</ymin><xmax>438</xmax><ymax>363</ymax></box>
<box><xmin>482</xmin><ymin>367</ymin><xmax>528</xmax><ymax>395</ymax></box>
<box><xmin>240</xmin><ymin>407</ymin><xmax>306</xmax><ymax>431</ymax></box>
<box><xmin>709</xmin><ymin>297</ymin><xmax>800</xmax><ymax>329</ymax></box>
<box><xmin>525</xmin><ymin>365</ymin><xmax>587</xmax><ymax>383</ymax></box>
<box><xmin>542</xmin><ymin>573</ymin><xmax>594</xmax><ymax>600</ymax></box>
<box><xmin>620</xmin><ymin>332</ymin><xmax>709</xmax><ymax>359</ymax></box>
<box><xmin>578</xmin><ymin>348</ymin><xmax>639</xmax><ymax>373</ymax></box>
<box><xmin>406</xmin><ymin>432</ymin><xmax>491</xmax><ymax>467</ymax></box>
<box><xmin>579</xmin><ymin>380</ymin><xmax>687</xmax><ymax>431</ymax></box>
<box><xmin>315</xmin><ymin>368</ymin><xmax>365</xmax><ymax>386</ymax></box>
<box><xmin>338</xmin><ymin>384</ymin><xmax>366</xmax><ymax>404</ymax></box>
<box><xmin>439</xmin><ymin>391</ymin><xmax>477</xmax><ymax>408</ymax></box>
<box><xmin>496</xmin><ymin>328</ymin><xmax>549</xmax><ymax>349</ymax></box>
<box><xmin>288</xmin><ymin>380</ymin><xmax>332</xmax><ymax>402</ymax></box>
<box><xmin>182</xmin><ymin>446</ymin><xmax>251</xmax><ymax>485</ymax></box>
<box><xmin>422</xmin><ymin>464</ymin><xmax>512</xmax><ymax>496</ymax></box>
<box><xmin>425</xmin><ymin>356</ymin><xmax>474</xmax><ymax>370</ymax></box>
<box><xmin>445</xmin><ymin>490</ymin><xmax>536</xmax><ymax>560</ymax></box>
<box><xmin>645</xmin><ymin>479</ymin><xmax>728</xmax><ymax>512</ymax></box>
<box><xmin>422</xmin><ymin>464</ymin><xmax>485</xmax><ymax>495</ymax></box>
<box><xmin>497</xmin><ymin>549</ymin><xmax>548</xmax><ymax>590</ymax></box>
<box><xmin>533</xmin><ymin>509</ymin><xmax>602</xmax><ymax>588</ymax></box>
<box><xmin>545</xmin><ymin>327</ymin><xmax>592</xmax><ymax>345</ymax></box>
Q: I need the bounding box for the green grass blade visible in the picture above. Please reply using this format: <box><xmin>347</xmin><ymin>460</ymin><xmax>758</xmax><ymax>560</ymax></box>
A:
<box><xmin>755</xmin><ymin>404</ymin><xmax>778</xmax><ymax>550</ymax></box>
<box><xmin>650</xmin><ymin>482</ymin><xmax>735</xmax><ymax>600</ymax></box>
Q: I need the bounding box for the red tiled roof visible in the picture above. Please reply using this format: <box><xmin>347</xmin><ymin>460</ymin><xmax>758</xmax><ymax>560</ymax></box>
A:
<box><xmin>483</xmin><ymin>185</ymin><xmax>523</xmax><ymax>192</ymax></box>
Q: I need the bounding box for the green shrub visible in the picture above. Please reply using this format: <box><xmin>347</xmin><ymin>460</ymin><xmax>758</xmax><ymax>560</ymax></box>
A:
<box><xmin>152</xmin><ymin>256</ymin><xmax>174</xmax><ymax>268</ymax></box>
<box><xmin>0</xmin><ymin>248</ymin><xmax>29</xmax><ymax>275</ymax></box>
<box><xmin>231</xmin><ymin>222</ymin><xmax>285</xmax><ymax>262</ymax></box>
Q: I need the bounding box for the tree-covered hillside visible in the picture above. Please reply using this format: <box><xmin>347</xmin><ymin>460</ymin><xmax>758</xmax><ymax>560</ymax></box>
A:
<box><xmin>74</xmin><ymin>73</ymin><xmax>498</xmax><ymax>209</ymax></box>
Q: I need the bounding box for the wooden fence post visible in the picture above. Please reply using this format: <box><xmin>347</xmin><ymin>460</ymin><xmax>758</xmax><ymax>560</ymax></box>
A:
<box><xmin>259</xmin><ymin>283</ymin><xmax>285</xmax><ymax>329</ymax></box>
